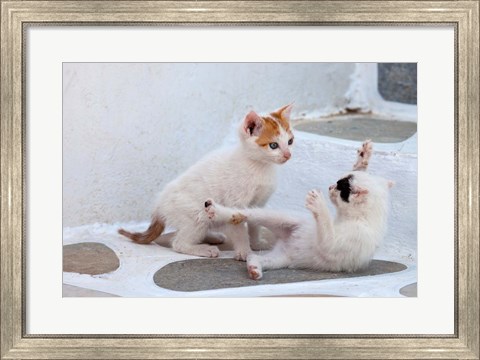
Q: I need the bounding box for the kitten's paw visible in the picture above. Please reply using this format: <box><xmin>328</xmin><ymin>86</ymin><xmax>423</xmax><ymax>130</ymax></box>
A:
<box><xmin>197</xmin><ymin>245</ymin><xmax>220</xmax><ymax>258</ymax></box>
<box><xmin>234</xmin><ymin>248</ymin><xmax>251</xmax><ymax>262</ymax></box>
<box><xmin>353</xmin><ymin>139</ymin><xmax>373</xmax><ymax>171</ymax></box>
<box><xmin>204</xmin><ymin>199</ymin><xmax>216</xmax><ymax>219</ymax></box>
<box><xmin>307</xmin><ymin>189</ymin><xmax>320</xmax><ymax>199</ymax></box>
<box><xmin>247</xmin><ymin>264</ymin><xmax>263</xmax><ymax>280</ymax></box>
<box><xmin>305</xmin><ymin>189</ymin><xmax>325</xmax><ymax>215</ymax></box>
<box><xmin>360</xmin><ymin>139</ymin><xmax>373</xmax><ymax>155</ymax></box>
<box><xmin>176</xmin><ymin>244</ymin><xmax>220</xmax><ymax>258</ymax></box>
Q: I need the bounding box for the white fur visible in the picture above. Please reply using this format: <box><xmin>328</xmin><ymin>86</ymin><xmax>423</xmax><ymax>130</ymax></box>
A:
<box><xmin>204</xmin><ymin>140</ymin><xmax>393</xmax><ymax>279</ymax></box>
<box><xmin>153</xmin><ymin>106</ymin><xmax>294</xmax><ymax>259</ymax></box>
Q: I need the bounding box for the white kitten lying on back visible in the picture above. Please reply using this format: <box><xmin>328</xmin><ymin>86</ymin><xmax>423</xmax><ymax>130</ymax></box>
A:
<box><xmin>204</xmin><ymin>140</ymin><xmax>394</xmax><ymax>279</ymax></box>
<box><xmin>119</xmin><ymin>105</ymin><xmax>294</xmax><ymax>260</ymax></box>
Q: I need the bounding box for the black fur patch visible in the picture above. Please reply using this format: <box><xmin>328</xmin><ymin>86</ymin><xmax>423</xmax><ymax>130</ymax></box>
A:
<box><xmin>336</xmin><ymin>175</ymin><xmax>353</xmax><ymax>203</ymax></box>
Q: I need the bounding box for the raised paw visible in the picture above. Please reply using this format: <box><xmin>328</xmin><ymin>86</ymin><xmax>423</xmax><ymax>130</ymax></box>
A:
<box><xmin>247</xmin><ymin>264</ymin><xmax>263</xmax><ymax>280</ymax></box>
<box><xmin>353</xmin><ymin>139</ymin><xmax>373</xmax><ymax>171</ymax></box>
<box><xmin>306</xmin><ymin>189</ymin><xmax>323</xmax><ymax>208</ymax></box>
<box><xmin>204</xmin><ymin>198</ymin><xmax>216</xmax><ymax>219</ymax></box>
<box><xmin>307</xmin><ymin>189</ymin><xmax>320</xmax><ymax>200</ymax></box>
<box><xmin>305</xmin><ymin>189</ymin><xmax>327</xmax><ymax>218</ymax></box>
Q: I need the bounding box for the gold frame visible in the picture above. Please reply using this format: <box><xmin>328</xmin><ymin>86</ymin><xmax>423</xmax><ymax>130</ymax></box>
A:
<box><xmin>1</xmin><ymin>1</ymin><xmax>478</xmax><ymax>358</ymax></box>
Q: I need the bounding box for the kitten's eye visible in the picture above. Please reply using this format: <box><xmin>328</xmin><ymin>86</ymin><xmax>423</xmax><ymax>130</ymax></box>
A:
<box><xmin>269</xmin><ymin>142</ymin><xmax>279</xmax><ymax>149</ymax></box>
<box><xmin>288</xmin><ymin>138</ymin><xmax>294</xmax><ymax>145</ymax></box>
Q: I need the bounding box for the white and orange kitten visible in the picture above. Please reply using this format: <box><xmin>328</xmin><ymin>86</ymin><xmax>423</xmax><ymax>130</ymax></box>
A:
<box><xmin>204</xmin><ymin>140</ymin><xmax>394</xmax><ymax>279</ymax></box>
<box><xmin>119</xmin><ymin>105</ymin><xmax>294</xmax><ymax>260</ymax></box>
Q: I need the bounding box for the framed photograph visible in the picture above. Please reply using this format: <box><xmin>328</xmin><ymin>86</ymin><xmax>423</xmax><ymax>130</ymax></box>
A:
<box><xmin>61</xmin><ymin>61</ymin><xmax>417</xmax><ymax>299</ymax></box>
<box><xmin>1</xmin><ymin>1</ymin><xmax>478</xmax><ymax>358</ymax></box>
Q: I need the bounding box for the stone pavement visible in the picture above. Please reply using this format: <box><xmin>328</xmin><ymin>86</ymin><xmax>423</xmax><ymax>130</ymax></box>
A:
<box><xmin>62</xmin><ymin>230</ymin><xmax>417</xmax><ymax>297</ymax></box>
<box><xmin>294</xmin><ymin>115</ymin><xmax>416</xmax><ymax>143</ymax></box>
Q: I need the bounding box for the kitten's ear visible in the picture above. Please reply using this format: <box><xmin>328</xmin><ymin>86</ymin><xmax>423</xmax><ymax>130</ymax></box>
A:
<box><xmin>387</xmin><ymin>180</ymin><xmax>395</xmax><ymax>189</ymax></box>
<box><xmin>243</xmin><ymin>111</ymin><xmax>264</xmax><ymax>137</ymax></box>
<box><xmin>272</xmin><ymin>103</ymin><xmax>294</xmax><ymax>121</ymax></box>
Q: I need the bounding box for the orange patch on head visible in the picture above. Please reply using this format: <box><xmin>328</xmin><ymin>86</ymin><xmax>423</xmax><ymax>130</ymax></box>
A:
<box><xmin>270</xmin><ymin>104</ymin><xmax>292</xmax><ymax>132</ymax></box>
<box><xmin>255</xmin><ymin>117</ymin><xmax>281</xmax><ymax>146</ymax></box>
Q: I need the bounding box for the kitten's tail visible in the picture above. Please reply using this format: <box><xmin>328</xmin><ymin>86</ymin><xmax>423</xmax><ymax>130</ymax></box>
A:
<box><xmin>118</xmin><ymin>216</ymin><xmax>165</xmax><ymax>244</ymax></box>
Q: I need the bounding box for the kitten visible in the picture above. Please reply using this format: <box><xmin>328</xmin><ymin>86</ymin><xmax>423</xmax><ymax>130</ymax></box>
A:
<box><xmin>118</xmin><ymin>105</ymin><xmax>294</xmax><ymax>260</ymax></box>
<box><xmin>204</xmin><ymin>140</ymin><xmax>394</xmax><ymax>279</ymax></box>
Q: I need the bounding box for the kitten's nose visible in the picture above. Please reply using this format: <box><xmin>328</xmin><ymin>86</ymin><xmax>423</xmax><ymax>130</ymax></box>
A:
<box><xmin>329</xmin><ymin>184</ymin><xmax>336</xmax><ymax>190</ymax></box>
<box><xmin>283</xmin><ymin>150</ymin><xmax>291</xmax><ymax>160</ymax></box>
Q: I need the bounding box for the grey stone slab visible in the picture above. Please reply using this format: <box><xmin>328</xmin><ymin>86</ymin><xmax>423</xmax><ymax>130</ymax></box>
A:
<box><xmin>294</xmin><ymin>116</ymin><xmax>417</xmax><ymax>143</ymax></box>
<box><xmin>63</xmin><ymin>242</ymin><xmax>120</xmax><ymax>275</ymax></box>
<box><xmin>63</xmin><ymin>284</ymin><xmax>118</xmax><ymax>297</ymax></box>
<box><xmin>153</xmin><ymin>258</ymin><xmax>407</xmax><ymax>292</ymax></box>
<box><xmin>378</xmin><ymin>63</ymin><xmax>417</xmax><ymax>104</ymax></box>
<box><xmin>399</xmin><ymin>282</ymin><xmax>417</xmax><ymax>297</ymax></box>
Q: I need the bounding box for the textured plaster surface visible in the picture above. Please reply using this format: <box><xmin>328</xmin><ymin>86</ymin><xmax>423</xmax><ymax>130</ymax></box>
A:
<box><xmin>63</xmin><ymin>63</ymin><xmax>355</xmax><ymax>226</ymax></box>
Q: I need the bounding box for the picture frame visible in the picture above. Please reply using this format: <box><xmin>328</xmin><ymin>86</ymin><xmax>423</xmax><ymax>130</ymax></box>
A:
<box><xmin>1</xmin><ymin>1</ymin><xmax>478</xmax><ymax>358</ymax></box>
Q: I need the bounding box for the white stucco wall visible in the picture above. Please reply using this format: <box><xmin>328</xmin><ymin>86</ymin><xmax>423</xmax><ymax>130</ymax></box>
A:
<box><xmin>63</xmin><ymin>62</ymin><xmax>356</xmax><ymax>226</ymax></box>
